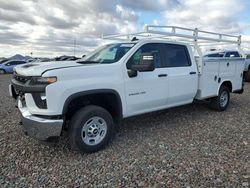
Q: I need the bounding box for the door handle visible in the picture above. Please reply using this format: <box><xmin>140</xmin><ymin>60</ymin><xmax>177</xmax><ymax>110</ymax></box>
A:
<box><xmin>227</xmin><ymin>62</ymin><xmax>230</xmax><ymax>67</ymax></box>
<box><xmin>189</xmin><ymin>72</ymin><xmax>197</xmax><ymax>75</ymax></box>
<box><xmin>158</xmin><ymin>74</ymin><xmax>168</xmax><ymax>77</ymax></box>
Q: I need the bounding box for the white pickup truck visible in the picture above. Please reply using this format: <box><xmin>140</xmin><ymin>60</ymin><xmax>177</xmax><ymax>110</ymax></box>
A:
<box><xmin>9</xmin><ymin>26</ymin><xmax>245</xmax><ymax>152</ymax></box>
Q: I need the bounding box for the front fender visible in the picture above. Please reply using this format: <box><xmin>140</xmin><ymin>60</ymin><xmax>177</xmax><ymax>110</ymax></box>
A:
<box><xmin>62</xmin><ymin>89</ymin><xmax>123</xmax><ymax>117</ymax></box>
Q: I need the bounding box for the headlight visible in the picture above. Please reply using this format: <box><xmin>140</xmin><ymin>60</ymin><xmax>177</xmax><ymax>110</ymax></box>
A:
<box><xmin>30</xmin><ymin>77</ymin><xmax>57</xmax><ymax>85</ymax></box>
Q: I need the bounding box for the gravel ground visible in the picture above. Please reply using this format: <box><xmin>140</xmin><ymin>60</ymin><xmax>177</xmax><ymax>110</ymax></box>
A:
<box><xmin>0</xmin><ymin>74</ymin><xmax>249</xmax><ymax>187</ymax></box>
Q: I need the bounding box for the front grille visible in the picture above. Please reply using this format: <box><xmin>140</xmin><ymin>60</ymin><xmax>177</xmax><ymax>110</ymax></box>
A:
<box><xmin>13</xmin><ymin>73</ymin><xmax>30</xmax><ymax>84</ymax></box>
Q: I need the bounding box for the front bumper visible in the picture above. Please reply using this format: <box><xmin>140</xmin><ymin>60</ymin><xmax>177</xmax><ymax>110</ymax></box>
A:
<box><xmin>17</xmin><ymin>96</ymin><xmax>64</xmax><ymax>141</ymax></box>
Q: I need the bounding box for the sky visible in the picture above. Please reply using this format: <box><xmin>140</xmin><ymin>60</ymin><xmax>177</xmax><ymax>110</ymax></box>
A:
<box><xmin>0</xmin><ymin>0</ymin><xmax>250</xmax><ymax>57</ymax></box>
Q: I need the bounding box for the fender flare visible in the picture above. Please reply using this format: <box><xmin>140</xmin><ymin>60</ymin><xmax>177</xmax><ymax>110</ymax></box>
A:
<box><xmin>62</xmin><ymin>89</ymin><xmax>123</xmax><ymax>118</ymax></box>
<box><xmin>217</xmin><ymin>80</ymin><xmax>232</xmax><ymax>95</ymax></box>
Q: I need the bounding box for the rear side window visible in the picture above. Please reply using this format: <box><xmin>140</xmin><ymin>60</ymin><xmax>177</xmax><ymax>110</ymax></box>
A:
<box><xmin>225</xmin><ymin>51</ymin><xmax>240</xmax><ymax>57</ymax></box>
<box><xmin>127</xmin><ymin>43</ymin><xmax>162</xmax><ymax>69</ymax></box>
<box><xmin>162</xmin><ymin>44</ymin><xmax>191</xmax><ymax>67</ymax></box>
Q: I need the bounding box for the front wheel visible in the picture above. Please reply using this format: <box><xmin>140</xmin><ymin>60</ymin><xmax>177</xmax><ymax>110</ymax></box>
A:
<box><xmin>0</xmin><ymin>69</ymin><xmax>5</xmax><ymax>74</ymax></box>
<box><xmin>210</xmin><ymin>85</ymin><xmax>230</xmax><ymax>111</ymax></box>
<box><xmin>69</xmin><ymin>105</ymin><xmax>114</xmax><ymax>153</ymax></box>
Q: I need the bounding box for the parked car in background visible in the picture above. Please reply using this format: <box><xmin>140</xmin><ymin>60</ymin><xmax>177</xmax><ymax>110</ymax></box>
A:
<box><xmin>203</xmin><ymin>50</ymin><xmax>241</xmax><ymax>58</ymax></box>
<box><xmin>54</xmin><ymin>55</ymin><xmax>80</xmax><ymax>61</ymax></box>
<box><xmin>30</xmin><ymin>58</ymin><xmax>51</xmax><ymax>63</ymax></box>
<box><xmin>0</xmin><ymin>60</ymin><xmax>27</xmax><ymax>74</ymax></box>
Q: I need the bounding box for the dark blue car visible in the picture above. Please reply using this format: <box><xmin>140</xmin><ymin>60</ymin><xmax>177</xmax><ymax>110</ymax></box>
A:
<box><xmin>0</xmin><ymin>60</ymin><xmax>27</xmax><ymax>74</ymax></box>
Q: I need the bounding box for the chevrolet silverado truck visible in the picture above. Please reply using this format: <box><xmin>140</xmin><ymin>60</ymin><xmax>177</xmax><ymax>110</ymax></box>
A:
<box><xmin>9</xmin><ymin>26</ymin><xmax>246</xmax><ymax>153</ymax></box>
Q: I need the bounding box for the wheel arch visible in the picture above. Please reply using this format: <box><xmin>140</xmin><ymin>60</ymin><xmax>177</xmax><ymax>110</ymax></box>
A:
<box><xmin>62</xmin><ymin>89</ymin><xmax>123</xmax><ymax>125</ymax></box>
<box><xmin>0</xmin><ymin>68</ymin><xmax>6</xmax><ymax>73</ymax></box>
<box><xmin>217</xmin><ymin>80</ymin><xmax>232</xmax><ymax>95</ymax></box>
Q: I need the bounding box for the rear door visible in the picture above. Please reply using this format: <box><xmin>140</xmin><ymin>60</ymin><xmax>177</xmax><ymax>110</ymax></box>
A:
<box><xmin>124</xmin><ymin>43</ymin><xmax>169</xmax><ymax>116</ymax></box>
<box><xmin>162</xmin><ymin>44</ymin><xmax>198</xmax><ymax>106</ymax></box>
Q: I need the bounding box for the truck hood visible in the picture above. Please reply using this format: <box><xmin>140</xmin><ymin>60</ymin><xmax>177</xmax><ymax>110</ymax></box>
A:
<box><xmin>14</xmin><ymin>61</ymin><xmax>85</xmax><ymax>76</ymax></box>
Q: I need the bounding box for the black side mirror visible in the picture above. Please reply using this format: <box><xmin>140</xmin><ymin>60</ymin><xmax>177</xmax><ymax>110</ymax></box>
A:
<box><xmin>131</xmin><ymin>53</ymin><xmax>155</xmax><ymax>72</ymax></box>
<box><xmin>6</xmin><ymin>63</ymin><xmax>10</xmax><ymax>66</ymax></box>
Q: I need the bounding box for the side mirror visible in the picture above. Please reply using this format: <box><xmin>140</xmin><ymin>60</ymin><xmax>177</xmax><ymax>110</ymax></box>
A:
<box><xmin>6</xmin><ymin>63</ymin><xmax>10</xmax><ymax>66</ymax></box>
<box><xmin>131</xmin><ymin>53</ymin><xmax>155</xmax><ymax>72</ymax></box>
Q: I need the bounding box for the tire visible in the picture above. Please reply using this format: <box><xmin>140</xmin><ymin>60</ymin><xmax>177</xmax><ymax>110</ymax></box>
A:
<box><xmin>245</xmin><ymin>70</ymin><xmax>250</xmax><ymax>82</ymax></box>
<box><xmin>210</xmin><ymin>85</ymin><xmax>230</xmax><ymax>111</ymax></box>
<box><xmin>69</xmin><ymin>105</ymin><xmax>114</xmax><ymax>153</ymax></box>
<box><xmin>0</xmin><ymin>69</ymin><xmax>5</xmax><ymax>74</ymax></box>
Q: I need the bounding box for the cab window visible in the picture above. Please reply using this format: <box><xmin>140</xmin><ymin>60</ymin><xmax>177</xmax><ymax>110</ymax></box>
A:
<box><xmin>162</xmin><ymin>44</ymin><xmax>191</xmax><ymax>67</ymax></box>
<box><xmin>127</xmin><ymin>43</ymin><xmax>162</xmax><ymax>69</ymax></box>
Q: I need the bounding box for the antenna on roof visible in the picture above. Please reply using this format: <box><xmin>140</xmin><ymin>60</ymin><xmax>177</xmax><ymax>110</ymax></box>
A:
<box><xmin>131</xmin><ymin>37</ymin><xmax>139</xmax><ymax>42</ymax></box>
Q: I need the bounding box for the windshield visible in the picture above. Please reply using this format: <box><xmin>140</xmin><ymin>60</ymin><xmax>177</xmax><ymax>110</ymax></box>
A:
<box><xmin>79</xmin><ymin>43</ymin><xmax>135</xmax><ymax>64</ymax></box>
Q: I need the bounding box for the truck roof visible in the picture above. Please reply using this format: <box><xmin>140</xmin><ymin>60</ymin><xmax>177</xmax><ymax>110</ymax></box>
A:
<box><xmin>112</xmin><ymin>38</ymin><xmax>190</xmax><ymax>47</ymax></box>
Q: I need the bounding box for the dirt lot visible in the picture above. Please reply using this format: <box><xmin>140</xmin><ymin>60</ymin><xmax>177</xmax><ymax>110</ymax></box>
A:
<box><xmin>0</xmin><ymin>74</ymin><xmax>249</xmax><ymax>187</ymax></box>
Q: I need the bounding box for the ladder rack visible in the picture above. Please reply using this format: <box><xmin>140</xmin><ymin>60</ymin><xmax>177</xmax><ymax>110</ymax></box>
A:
<box><xmin>102</xmin><ymin>25</ymin><xmax>241</xmax><ymax>45</ymax></box>
<box><xmin>102</xmin><ymin>25</ymin><xmax>243</xmax><ymax>74</ymax></box>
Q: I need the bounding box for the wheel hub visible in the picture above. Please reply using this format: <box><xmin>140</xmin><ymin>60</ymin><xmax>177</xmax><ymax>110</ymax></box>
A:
<box><xmin>81</xmin><ymin>117</ymin><xmax>107</xmax><ymax>146</ymax></box>
<box><xmin>87</xmin><ymin>124</ymin><xmax>100</xmax><ymax>137</ymax></box>
<box><xmin>220</xmin><ymin>91</ymin><xmax>228</xmax><ymax>107</ymax></box>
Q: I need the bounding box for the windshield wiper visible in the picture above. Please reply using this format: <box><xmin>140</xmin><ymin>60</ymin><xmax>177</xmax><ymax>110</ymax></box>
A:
<box><xmin>77</xmin><ymin>60</ymin><xmax>100</xmax><ymax>64</ymax></box>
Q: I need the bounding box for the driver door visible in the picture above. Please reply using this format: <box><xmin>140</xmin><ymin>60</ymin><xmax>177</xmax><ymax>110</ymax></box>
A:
<box><xmin>124</xmin><ymin>43</ymin><xmax>169</xmax><ymax>116</ymax></box>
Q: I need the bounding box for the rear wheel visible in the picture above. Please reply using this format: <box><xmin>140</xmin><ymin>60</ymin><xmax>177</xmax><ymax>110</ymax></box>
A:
<box><xmin>69</xmin><ymin>105</ymin><xmax>114</xmax><ymax>153</ymax></box>
<box><xmin>210</xmin><ymin>85</ymin><xmax>230</xmax><ymax>111</ymax></box>
<box><xmin>245</xmin><ymin>70</ymin><xmax>250</xmax><ymax>82</ymax></box>
<box><xmin>0</xmin><ymin>69</ymin><xmax>5</xmax><ymax>74</ymax></box>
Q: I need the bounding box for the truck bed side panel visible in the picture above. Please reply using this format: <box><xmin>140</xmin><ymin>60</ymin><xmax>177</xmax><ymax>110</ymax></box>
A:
<box><xmin>196</xmin><ymin>58</ymin><xmax>245</xmax><ymax>100</ymax></box>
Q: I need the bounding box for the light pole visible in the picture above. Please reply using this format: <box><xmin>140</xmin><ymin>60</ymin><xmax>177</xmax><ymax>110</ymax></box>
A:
<box><xmin>73</xmin><ymin>30</ymin><xmax>76</xmax><ymax>56</ymax></box>
<box><xmin>74</xmin><ymin>37</ymin><xmax>76</xmax><ymax>56</ymax></box>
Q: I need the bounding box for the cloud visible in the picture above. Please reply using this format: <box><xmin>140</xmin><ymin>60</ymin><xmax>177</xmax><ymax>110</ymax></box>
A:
<box><xmin>0</xmin><ymin>0</ymin><xmax>249</xmax><ymax>57</ymax></box>
<box><xmin>116</xmin><ymin>5</ymin><xmax>138</xmax><ymax>22</ymax></box>
<box><xmin>44</xmin><ymin>15</ymin><xmax>80</xmax><ymax>29</ymax></box>
<box><xmin>164</xmin><ymin>0</ymin><xmax>247</xmax><ymax>34</ymax></box>
<box><xmin>0</xmin><ymin>0</ymin><xmax>24</xmax><ymax>12</ymax></box>
<box><xmin>0</xmin><ymin>9</ymin><xmax>37</xmax><ymax>24</ymax></box>
<box><xmin>0</xmin><ymin>31</ymin><xmax>26</xmax><ymax>45</ymax></box>
<box><xmin>120</xmin><ymin>0</ymin><xmax>180</xmax><ymax>11</ymax></box>
<box><xmin>0</xmin><ymin>0</ymin><xmax>141</xmax><ymax>56</ymax></box>
<box><xmin>0</xmin><ymin>24</ymin><xmax>10</xmax><ymax>30</ymax></box>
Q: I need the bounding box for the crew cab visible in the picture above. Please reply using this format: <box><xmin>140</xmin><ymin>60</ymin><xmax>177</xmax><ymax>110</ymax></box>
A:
<box><xmin>9</xmin><ymin>27</ymin><xmax>246</xmax><ymax>153</ymax></box>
